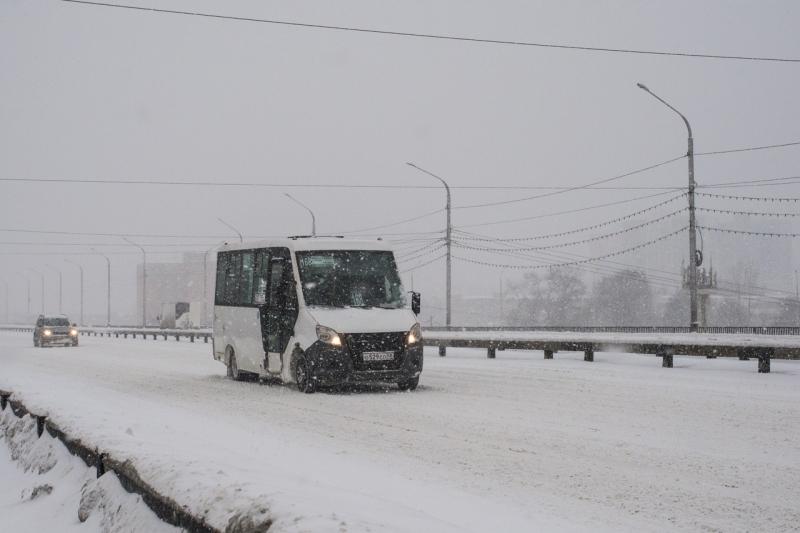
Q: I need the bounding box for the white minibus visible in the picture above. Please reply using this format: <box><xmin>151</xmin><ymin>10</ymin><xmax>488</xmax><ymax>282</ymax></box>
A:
<box><xmin>212</xmin><ymin>237</ymin><xmax>423</xmax><ymax>392</ymax></box>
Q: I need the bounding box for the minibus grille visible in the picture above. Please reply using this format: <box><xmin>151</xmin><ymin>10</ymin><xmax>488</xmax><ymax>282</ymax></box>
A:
<box><xmin>345</xmin><ymin>332</ymin><xmax>405</xmax><ymax>371</ymax></box>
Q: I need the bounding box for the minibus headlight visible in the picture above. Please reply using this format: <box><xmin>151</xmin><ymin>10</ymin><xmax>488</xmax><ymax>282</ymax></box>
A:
<box><xmin>406</xmin><ymin>323</ymin><xmax>421</xmax><ymax>345</ymax></box>
<box><xmin>43</xmin><ymin>329</ymin><xmax>52</xmax><ymax>337</ymax></box>
<box><xmin>316</xmin><ymin>325</ymin><xmax>342</xmax><ymax>347</ymax></box>
<box><xmin>70</xmin><ymin>329</ymin><xmax>78</xmax><ymax>336</ymax></box>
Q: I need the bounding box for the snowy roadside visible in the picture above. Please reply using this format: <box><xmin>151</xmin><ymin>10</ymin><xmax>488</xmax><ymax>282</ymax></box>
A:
<box><xmin>0</xmin><ymin>408</ymin><xmax>178</xmax><ymax>533</ymax></box>
<box><xmin>2</xmin><ymin>331</ymin><xmax>800</xmax><ymax>531</ymax></box>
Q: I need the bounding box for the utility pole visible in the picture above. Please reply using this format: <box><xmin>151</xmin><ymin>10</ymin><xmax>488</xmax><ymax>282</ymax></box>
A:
<box><xmin>45</xmin><ymin>265</ymin><xmax>63</xmax><ymax>314</ymax></box>
<box><xmin>64</xmin><ymin>259</ymin><xmax>84</xmax><ymax>326</ymax></box>
<box><xmin>406</xmin><ymin>162</ymin><xmax>452</xmax><ymax>328</ymax></box>
<box><xmin>123</xmin><ymin>237</ymin><xmax>147</xmax><ymax>327</ymax></box>
<box><xmin>637</xmin><ymin>83</ymin><xmax>699</xmax><ymax>331</ymax></box>
<box><xmin>91</xmin><ymin>248</ymin><xmax>111</xmax><ymax>326</ymax></box>
<box><xmin>284</xmin><ymin>193</ymin><xmax>317</xmax><ymax>237</ymax></box>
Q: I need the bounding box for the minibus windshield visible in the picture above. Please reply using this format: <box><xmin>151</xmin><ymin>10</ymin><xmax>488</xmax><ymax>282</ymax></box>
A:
<box><xmin>297</xmin><ymin>250</ymin><xmax>406</xmax><ymax>309</ymax></box>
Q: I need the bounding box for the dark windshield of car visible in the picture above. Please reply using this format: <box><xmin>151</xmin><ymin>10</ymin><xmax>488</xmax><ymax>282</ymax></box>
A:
<box><xmin>296</xmin><ymin>250</ymin><xmax>406</xmax><ymax>309</ymax></box>
<box><xmin>43</xmin><ymin>318</ymin><xmax>70</xmax><ymax>326</ymax></box>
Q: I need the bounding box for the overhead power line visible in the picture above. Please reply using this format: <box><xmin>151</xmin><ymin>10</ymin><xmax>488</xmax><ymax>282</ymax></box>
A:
<box><xmin>699</xmin><ymin>176</ymin><xmax>800</xmax><ymax>188</ymax></box>
<box><xmin>453</xmin><ymin>227</ymin><xmax>688</xmax><ymax>270</ymax></box>
<box><xmin>61</xmin><ymin>0</ymin><xmax>800</xmax><ymax>63</ymax></box>
<box><xmin>696</xmin><ymin>207</ymin><xmax>800</xmax><ymax>218</ymax></box>
<box><xmin>695</xmin><ymin>140</ymin><xmax>800</xmax><ymax>156</ymax></box>
<box><xmin>698</xmin><ymin>226</ymin><xmax>800</xmax><ymax>238</ymax></box>
<box><xmin>455</xmin><ymin>193</ymin><xmax>686</xmax><ymax>240</ymax></box>
<box><xmin>453</xmin><ymin>209</ymin><xmax>686</xmax><ymax>252</ymax></box>
<box><xmin>455</xmin><ymin>190</ymin><xmax>680</xmax><ymax>229</ymax></box>
<box><xmin>400</xmin><ymin>253</ymin><xmax>446</xmax><ymax>274</ymax></box>
<box><xmin>453</xmin><ymin>155</ymin><xmax>686</xmax><ymax>210</ymax></box>
<box><xmin>696</xmin><ymin>192</ymin><xmax>800</xmax><ymax>202</ymax></box>
<box><xmin>0</xmin><ymin>176</ymin><xmax>686</xmax><ymax>192</ymax></box>
<box><xmin>456</xmin><ymin>227</ymin><xmax>799</xmax><ymax>301</ymax></box>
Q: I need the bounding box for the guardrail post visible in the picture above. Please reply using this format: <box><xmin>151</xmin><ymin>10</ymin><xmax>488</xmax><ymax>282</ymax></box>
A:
<box><xmin>584</xmin><ymin>346</ymin><xmax>594</xmax><ymax>362</ymax></box>
<box><xmin>204</xmin><ymin>335</ymin><xmax>209</xmax><ymax>343</ymax></box>
<box><xmin>758</xmin><ymin>353</ymin><xmax>771</xmax><ymax>373</ymax></box>
<box><xmin>175</xmin><ymin>334</ymin><xmax>180</xmax><ymax>342</ymax></box>
<box><xmin>487</xmin><ymin>345</ymin><xmax>496</xmax><ymax>359</ymax></box>
<box><xmin>190</xmin><ymin>334</ymin><xmax>195</xmax><ymax>343</ymax></box>
<box><xmin>438</xmin><ymin>344</ymin><xmax>446</xmax><ymax>357</ymax></box>
<box><xmin>544</xmin><ymin>349</ymin><xmax>554</xmax><ymax>360</ymax></box>
<box><xmin>97</xmin><ymin>452</ymin><xmax>106</xmax><ymax>478</ymax></box>
<box><xmin>36</xmin><ymin>415</ymin><xmax>46</xmax><ymax>437</ymax></box>
<box><xmin>131</xmin><ymin>332</ymin><xmax>136</xmax><ymax>339</ymax></box>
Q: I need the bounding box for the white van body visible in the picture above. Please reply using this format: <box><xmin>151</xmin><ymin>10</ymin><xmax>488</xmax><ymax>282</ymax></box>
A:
<box><xmin>212</xmin><ymin>237</ymin><xmax>423</xmax><ymax>391</ymax></box>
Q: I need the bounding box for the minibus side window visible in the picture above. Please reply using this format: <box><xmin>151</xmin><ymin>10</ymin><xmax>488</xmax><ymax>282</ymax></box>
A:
<box><xmin>223</xmin><ymin>253</ymin><xmax>242</xmax><ymax>305</ymax></box>
<box><xmin>253</xmin><ymin>250</ymin><xmax>269</xmax><ymax>305</ymax></box>
<box><xmin>214</xmin><ymin>252</ymin><xmax>230</xmax><ymax>305</ymax></box>
<box><xmin>239</xmin><ymin>251</ymin><xmax>255</xmax><ymax>305</ymax></box>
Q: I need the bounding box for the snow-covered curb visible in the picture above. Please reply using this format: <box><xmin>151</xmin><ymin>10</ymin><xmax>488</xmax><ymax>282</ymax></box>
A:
<box><xmin>0</xmin><ymin>393</ymin><xmax>262</xmax><ymax>533</ymax></box>
<box><xmin>0</xmin><ymin>408</ymin><xmax>179</xmax><ymax>533</ymax></box>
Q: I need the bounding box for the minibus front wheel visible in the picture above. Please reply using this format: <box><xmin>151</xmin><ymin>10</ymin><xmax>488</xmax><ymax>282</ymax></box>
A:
<box><xmin>398</xmin><ymin>377</ymin><xmax>419</xmax><ymax>391</ymax></box>
<box><xmin>294</xmin><ymin>354</ymin><xmax>316</xmax><ymax>394</ymax></box>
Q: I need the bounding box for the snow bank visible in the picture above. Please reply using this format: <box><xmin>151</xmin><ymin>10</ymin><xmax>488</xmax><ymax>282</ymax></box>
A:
<box><xmin>0</xmin><ymin>409</ymin><xmax>178</xmax><ymax>533</ymax></box>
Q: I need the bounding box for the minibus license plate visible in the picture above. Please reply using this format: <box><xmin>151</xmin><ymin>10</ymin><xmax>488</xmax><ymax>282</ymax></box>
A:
<box><xmin>362</xmin><ymin>351</ymin><xmax>395</xmax><ymax>362</ymax></box>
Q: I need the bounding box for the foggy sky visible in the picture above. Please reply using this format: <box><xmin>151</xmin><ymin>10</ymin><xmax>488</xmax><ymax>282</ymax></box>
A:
<box><xmin>1</xmin><ymin>0</ymin><xmax>799</xmax><ymax>323</ymax></box>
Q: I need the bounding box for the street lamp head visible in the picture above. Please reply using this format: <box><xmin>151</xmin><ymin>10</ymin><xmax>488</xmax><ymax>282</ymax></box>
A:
<box><xmin>636</xmin><ymin>82</ymin><xmax>650</xmax><ymax>92</ymax></box>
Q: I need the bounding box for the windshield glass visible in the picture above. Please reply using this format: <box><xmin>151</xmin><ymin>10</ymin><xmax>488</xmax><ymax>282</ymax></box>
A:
<box><xmin>44</xmin><ymin>317</ymin><xmax>70</xmax><ymax>326</ymax></box>
<box><xmin>297</xmin><ymin>250</ymin><xmax>406</xmax><ymax>309</ymax></box>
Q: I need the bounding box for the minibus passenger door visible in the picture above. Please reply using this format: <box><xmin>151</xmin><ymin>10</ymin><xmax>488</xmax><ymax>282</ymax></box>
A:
<box><xmin>263</xmin><ymin>249</ymin><xmax>295</xmax><ymax>374</ymax></box>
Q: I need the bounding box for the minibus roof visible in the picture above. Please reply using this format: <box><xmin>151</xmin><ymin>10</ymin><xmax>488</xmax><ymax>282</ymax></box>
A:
<box><xmin>219</xmin><ymin>237</ymin><xmax>395</xmax><ymax>253</ymax></box>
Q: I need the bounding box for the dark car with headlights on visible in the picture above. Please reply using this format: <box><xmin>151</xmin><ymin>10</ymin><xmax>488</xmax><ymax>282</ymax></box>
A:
<box><xmin>34</xmin><ymin>315</ymin><xmax>79</xmax><ymax>347</ymax></box>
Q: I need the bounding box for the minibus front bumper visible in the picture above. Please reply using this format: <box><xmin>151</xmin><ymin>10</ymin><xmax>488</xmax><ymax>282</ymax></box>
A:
<box><xmin>303</xmin><ymin>339</ymin><xmax>423</xmax><ymax>386</ymax></box>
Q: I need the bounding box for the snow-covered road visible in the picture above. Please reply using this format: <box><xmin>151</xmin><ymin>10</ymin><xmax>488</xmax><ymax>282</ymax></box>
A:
<box><xmin>1</xmin><ymin>331</ymin><xmax>799</xmax><ymax>532</ymax></box>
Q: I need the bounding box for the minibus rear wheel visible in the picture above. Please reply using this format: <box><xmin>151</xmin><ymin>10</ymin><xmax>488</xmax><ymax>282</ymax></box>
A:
<box><xmin>226</xmin><ymin>347</ymin><xmax>242</xmax><ymax>381</ymax></box>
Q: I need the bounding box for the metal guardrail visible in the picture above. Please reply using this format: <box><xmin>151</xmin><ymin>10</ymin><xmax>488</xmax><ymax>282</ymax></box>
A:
<box><xmin>4</xmin><ymin>324</ymin><xmax>799</xmax><ymax>373</ymax></box>
<box><xmin>423</xmin><ymin>329</ymin><xmax>800</xmax><ymax>373</ymax></box>
<box><xmin>0</xmin><ymin>325</ymin><xmax>212</xmax><ymax>342</ymax></box>
<box><xmin>424</xmin><ymin>325</ymin><xmax>800</xmax><ymax>335</ymax></box>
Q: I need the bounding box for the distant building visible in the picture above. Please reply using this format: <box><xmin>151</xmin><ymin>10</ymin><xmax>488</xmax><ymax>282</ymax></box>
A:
<box><xmin>135</xmin><ymin>253</ymin><xmax>215</xmax><ymax>327</ymax></box>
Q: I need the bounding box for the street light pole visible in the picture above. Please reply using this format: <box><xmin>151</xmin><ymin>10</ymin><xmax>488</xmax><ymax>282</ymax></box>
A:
<box><xmin>283</xmin><ymin>193</ymin><xmax>317</xmax><ymax>237</ymax></box>
<box><xmin>406</xmin><ymin>162</ymin><xmax>452</xmax><ymax>328</ymax></box>
<box><xmin>29</xmin><ymin>268</ymin><xmax>45</xmax><ymax>314</ymax></box>
<box><xmin>123</xmin><ymin>237</ymin><xmax>147</xmax><ymax>327</ymax></box>
<box><xmin>64</xmin><ymin>259</ymin><xmax>84</xmax><ymax>326</ymax></box>
<box><xmin>45</xmin><ymin>265</ymin><xmax>63</xmax><ymax>314</ymax></box>
<box><xmin>91</xmin><ymin>248</ymin><xmax>111</xmax><ymax>326</ymax></box>
<box><xmin>637</xmin><ymin>83</ymin><xmax>699</xmax><ymax>332</ymax></box>
<box><xmin>217</xmin><ymin>217</ymin><xmax>243</xmax><ymax>243</ymax></box>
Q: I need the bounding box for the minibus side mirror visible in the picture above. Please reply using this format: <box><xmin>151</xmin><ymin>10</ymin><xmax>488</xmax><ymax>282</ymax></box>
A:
<box><xmin>411</xmin><ymin>292</ymin><xmax>421</xmax><ymax>315</ymax></box>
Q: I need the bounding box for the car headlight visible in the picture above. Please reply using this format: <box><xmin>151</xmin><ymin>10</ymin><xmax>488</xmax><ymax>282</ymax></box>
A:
<box><xmin>406</xmin><ymin>323</ymin><xmax>421</xmax><ymax>345</ymax></box>
<box><xmin>70</xmin><ymin>329</ymin><xmax>78</xmax><ymax>336</ymax></box>
<box><xmin>43</xmin><ymin>329</ymin><xmax>52</xmax><ymax>336</ymax></box>
<box><xmin>316</xmin><ymin>325</ymin><xmax>342</xmax><ymax>347</ymax></box>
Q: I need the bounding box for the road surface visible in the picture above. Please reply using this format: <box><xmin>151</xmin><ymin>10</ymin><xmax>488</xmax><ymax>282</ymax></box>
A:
<box><xmin>1</xmin><ymin>331</ymin><xmax>799</xmax><ymax>531</ymax></box>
